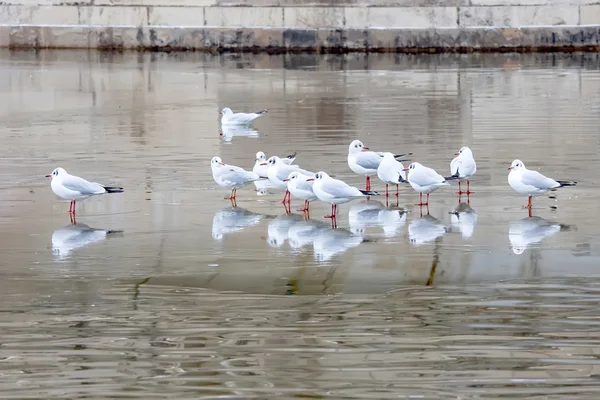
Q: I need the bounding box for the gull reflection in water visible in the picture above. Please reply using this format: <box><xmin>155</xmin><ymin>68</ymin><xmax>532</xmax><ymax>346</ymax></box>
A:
<box><xmin>509</xmin><ymin>216</ymin><xmax>573</xmax><ymax>255</ymax></box>
<box><xmin>267</xmin><ymin>213</ymin><xmax>306</xmax><ymax>248</ymax></box>
<box><xmin>220</xmin><ymin>125</ymin><xmax>260</xmax><ymax>142</ymax></box>
<box><xmin>348</xmin><ymin>200</ymin><xmax>407</xmax><ymax>238</ymax></box>
<box><xmin>313</xmin><ymin>226</ymin><xmax>363</xmax><ymax>263</ymax></box>
<box><xmin>408</xmin><ymin>215</ymin><xmax>448</xmax><ymax>246</ymax></box>
<box><xmin>254</xmin><ymin>179</ymin><xmax>275</xmax><ymax>196</ymax></box>
<box><xmin>450</xmin><ymin>202</ymin><xmax>478</xmax><ymax>239</ymax></box>
<box><xmin>52</xmin><ymin>223</ymin><xmax>123</xmax><ymax>259</ymax></box>
<box><xmin>288</xmin><ymin>220</ymin><xmax>329</xmax><ymax>252</ymax></box>
<box><xmin>212</xmin><ymin>207</ymin><xmax>264</xmax><ymax>241</ymax></box>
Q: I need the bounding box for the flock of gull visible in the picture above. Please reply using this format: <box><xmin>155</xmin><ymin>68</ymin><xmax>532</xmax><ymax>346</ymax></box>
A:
<box><xmin>211</xmin><ymin>107</ymin><xmax>577</xmax><ymax>227</ymax></box>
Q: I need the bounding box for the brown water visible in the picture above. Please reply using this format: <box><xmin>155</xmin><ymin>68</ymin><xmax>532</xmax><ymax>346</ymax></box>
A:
<box><xmin>1</xmin><ymin>50</ymin><xmax>600</xmax><ymax>399</ymax></box>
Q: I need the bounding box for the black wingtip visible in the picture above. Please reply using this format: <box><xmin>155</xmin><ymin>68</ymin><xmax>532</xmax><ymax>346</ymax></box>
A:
<box><xmin>286</xmin><ymin>151</ymin><xmax>297</xmax><ymax>159</ymax></box>
<box><xmin>257</xmin><ymin>109</ymin><xmax>268</xmax><ymax>115</ymax></box>
<box><xmin>444</xmin><ymin>174</ymin><xmax>460</xmax><ymax>181</ymax></box>
<box><xmin>359</xmin><ymin>190</ymin><xmax>379</xmax><ymax>196</ymax></box>
<box><xmin>104</xmin><ymin>187</ymin><xmax>124</xmax><ymax>193</ymax></box>
<box><xmin>557</xmin><ymin>180</ymin><xmax>577</xmax><ymax>187</ymax></box>
<box><xmin>393</xmin><ymin>152</ymin><xmax>413</xmax><ymax>159</ymax></box>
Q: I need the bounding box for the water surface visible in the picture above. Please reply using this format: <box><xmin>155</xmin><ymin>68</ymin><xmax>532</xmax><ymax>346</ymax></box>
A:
<box><xmin>1</xmin><ymin>50</ymin><xmax>600</xmax><ymax>399</ymax></box>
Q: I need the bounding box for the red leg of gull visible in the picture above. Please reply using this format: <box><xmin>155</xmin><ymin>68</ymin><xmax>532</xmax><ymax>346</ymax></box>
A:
<box><xmin>68</xmin><ymin>201</ymin><xmax>73</xmax><ymax>214</ymax></box>
<box><xmin>385</xmin><ymin>184</ymin><xmax>389</xmax><ymax>197</ymax></box>
<box><xmin>396</xmin><ymin>184</ymin><xmax>399</xmax><ymax>197</ymax></box>
<box><xmin>466</xmin><ymin>180</ymin><xmax>474</xmax><ymax>195</ymax></box>
<box><xmin>425</xmin><ymin>193</ymin><xmax>430</xmax><ymax>206</ymax></box>
<box><xmin>523</xmin><ymin>195</ymin><xmax>533</xmax><ymax>210</ymax></box>
<box><xmin>225</xmin><ymin>189</ymin><xmax>235</xmax><ymax>200</ymax></box>
<box><xmin>72</xmin><ymin>201</ymin><xmax>76</xmax><ymax>215</ymax></box>
<box><xmin>281</xmin><ymin>190</ymin><xmax>290</xmax><ymax>204</ymax></box>
<box><xmin>415</xmin><ymin>193</ymin><xmax>425</xmax><ymax>206</ymax></box>
<box><xmin>456</xmin><ymin>181</ymin><xmax>463</xmax><ymax>195</ymax></box>
<box><xmin>297</xmin><ymin>200</ymin><xmax>309</xmax><ymax>212</ymax></box>
<box><xmin>325</xmin><ymin>204</ymin><xmax>337</xmax><ymax>219</ymax></box>
<box><xmin>366</xmin><ymin>176</ymin><xmax>371</xmax><ymax>191</ymax></box>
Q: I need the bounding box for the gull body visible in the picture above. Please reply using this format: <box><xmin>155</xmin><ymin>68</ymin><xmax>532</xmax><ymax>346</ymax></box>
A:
<box><xmin>253</xmin><ymin>151</ymin><xmax>297</xmax><ymax>178</ymax></box>
<box><xmin>347</xmin><ymin>140</ymin><xmax>411</xmax><ymax>190</ymax></box>
<box><xmin>377</xmin><ymin>152</ymin><xmax>408</xmax><ymax>197</ymax></box>
<box><xmin>284</xmin><ymin>171</ymin><xmax>317</xmax><ymax>212</ymax></box>
<box><xmin>266</xmin><ymin>156</ymin><xmax>313</xmax><ymax>203</ymax></box>
<box><xmin>507</xmin><ymin>159</ymin><xmax>576</xmax><ymax>209</ymax></box>
<box><xmin>46</xmin><ymin>167</ymin><xmax>123</xmax><ymax>214</ymax></box>
<box><xmin>450</xmin><ymin>146</ymin><xmax>477</xmax><ymax>194</ymax></box>
<box><xmin>211</xmin><ymin>156</ymin><xmax>261</xmax><ymax>201</ymax></box>
<box><xmin>220</xmin><ymin>107</ymin><xmax>267</xmax><ymax>126</ymax></box>
<box><xmin>310</xmin><ymin>171</ymin><xmax>378</xmax><ymax>220</ymax></box>
<box><xmin>404</xmin><ymin>162</ymin><xmax>449</xmax><ymax>206</ymax></box>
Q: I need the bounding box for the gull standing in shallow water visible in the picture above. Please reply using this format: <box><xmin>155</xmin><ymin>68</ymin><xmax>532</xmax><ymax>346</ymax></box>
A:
<box><xmin>309</xmin><ymin>171</ymin><xmax>378</xmax><ymax>223</ymax></box>
<box><xmin>449</xmin><ymin>146</ymin><xmax>477</xmax><ymax>195</ymax></box>
<box><xmin>46</xmin><ymin>167</ymin><xmax>123</xmax><ymax>215</ymax></box>
<box><xmin>508</xmin><ymin>159</ymin><xmax>576</xmax><ymax>210</ymax></box>
<box><xmin>377</xmin><ymin>152</ymin><xmax>408</xmax><ymax>197</ymax></box>
<box><xmin>253</xmin><ymin>151</ymin><xmax>297</xmax><ymax>178</ymax></box>
<box><xmin>403</xmin><ymin>162</ymin><xmax>449</xmax><ymax>206</ymax></box>
<box><xmin>211</xmin><ymin>156</ymin><xmax>261</xmax><ymax>202</ymax></box>
<box><xmin>266</xmin><ymin>156</ymin><xmax>313</xmax><ymax>204</ymax></box>
<box><xmin>347</xmin><ymin>140</ymin><xmax>411</xmax><ymax>190</ymax></box>
<box><xmin>220</xmin><ymin>107</ymin><xmax>267</xmax><ymax>126</ymax></box>
<box><xmin>284</xmin><ymin>172</ymin><xmax>317</xmax><ymax>213</ymax></box>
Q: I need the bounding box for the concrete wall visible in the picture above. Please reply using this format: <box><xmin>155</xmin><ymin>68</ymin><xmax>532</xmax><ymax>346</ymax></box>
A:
<box><xmin>0</xmin><ymin>0</ymin><xmax>599</xmax><ymax>51</ymax></box>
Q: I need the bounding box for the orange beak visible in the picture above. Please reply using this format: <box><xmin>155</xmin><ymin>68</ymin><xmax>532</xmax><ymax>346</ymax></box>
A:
<box><xmin>508</xmin><ymin>167</ymin><xmax>513</xmax><ymax>170</ymax></box>
<box><xmin>306</xmin><ymin>178</ymin><xmax>315</xmax><ymax>181</ymax></box>
<box><xmin>362</xmin><ymin>146</ymin><xmax>369</xmax><ymax>151</ymax></box>
<box><xmin>455</xmin><ymin>152</ymin><xmax>460</xmax><ymax>156</ymax></box>
<box><xmin>283</xmin><ymin>178</ymin><xmax>289</xmax><ymax>182</ymax></box>
<box><xmin>260</xmin><ymin>163</ymin><xmax>267</xmax><ymax>166</ymax></box>
<box><xmin>219</xmin><ymin>162</ymin><xmax>225</xmax><ymax>166</ymax></box>
<box><xmin>402</xmin><ymin>168</ymin><xmax>409</xmax><ymax>171</ymax></box>
<box><xmin>45</xmin><ymin>174</ymin><xmax>52</xmax><ymax>178</ymax></box>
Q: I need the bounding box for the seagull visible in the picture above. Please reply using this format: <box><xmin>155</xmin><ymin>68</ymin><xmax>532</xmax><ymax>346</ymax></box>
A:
<box><xmin>449</xmin><ymin>146</ymin><xmax>477</xmax><ymax>195</ymax></box>
<box><xmin>309</xmin><ymin>171</ymin><xmax>379</xmax><ymax>220</ymax></box>
<box><xmin>211</xmin><ymin>207</ymin><xmax>264</xmax><ymax>241</ymax></box>
<box><xmin>450</xmin><ymin>202</ymin><xmax>478</xmax><ymax>239</ymax></box>
<box><xmin>377</xmin><ymin>152</ymin><xmax>408</xmax><ymax>197</ymax></box>
<box><xmin>220</xmin><ymin>107</ymin><xmax>267</xmax><ymax>125</ymax></box>
<box><xmin>403</xmin><ymin>162</ymin><xmax>449</xmax><ymax>206</ymax></box>
<box><xmin>508</xmin><ymin>159</ymin><xmax>577</xmax><ymax>210</ymax></box>
<box><xmin>46</xmin><ymin>167</ymin><xmax>123</xmax><ymax>215</ymax></box>
<box><xmin>408</xmin><ymin>215</ymin><xmax>447</xmax><ymax>246</ymax></box>
<box><xmin>283</xmin><ymin>171</ymin><xmax>317</xmax><ymax>212</ymax></box>
<box><xmin>211</xmin><ymin>156</ymin><xmax>261</xmax><ymax>201</ymax></box>
<box><xmin>347</xmin><ymin>140</ymin><xmax>412</xmax><ymax>190</ymax></box>
<box><xmin>266</xmin><ymin>156</ymin><xmax>313</xmax><ymax>204</ymax></box>
<box><xmin>253</xmin><ymin>151</ymin><xmax>297</xmax><ymax>178</ymax></box>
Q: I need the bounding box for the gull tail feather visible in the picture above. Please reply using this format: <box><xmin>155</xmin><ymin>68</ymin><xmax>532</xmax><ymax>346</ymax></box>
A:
<box><xmin>104</xmin><ymin>186</ymin><xmax>124</xmax><ymax>193</ymax></box>
<box><xmin>444</xmin><ymin>172</ymin><xmax>460</xmax><ymax>181</ymax></box>
<box><xmin>286</xmin><ymin>151</ymin><xmax>297</xmax><ymax>160</ymax></box>
<box><xmin>256</xmin><ymin>109</ymin><xmax>268</xmax><ymax>115</ymax></box>
<box><xmin>393</xmin><ymin>152</ymin><xmax>413</xmax><ymax>160</ymax></box>
<box><xmin>359</xmin><ymin>190</ymin><xmax>379</xmax><ymax>196</ymax></box>
<box><xmin>556</xmin><ymin>180</ymin><xmax>577</xmax><ymax>187</ymax></box>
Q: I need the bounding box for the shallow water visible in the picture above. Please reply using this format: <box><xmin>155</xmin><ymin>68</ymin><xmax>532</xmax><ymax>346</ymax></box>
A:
<box><xmin>1</xmin><ymin>50</ymin><xmax>600</xmax><ymax>398</ymax></box>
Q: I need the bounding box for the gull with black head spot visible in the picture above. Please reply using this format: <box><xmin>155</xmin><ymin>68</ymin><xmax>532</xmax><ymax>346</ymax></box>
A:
<box><xmin>220</xmin><ymin>107</ymin><xmax>267</xmax><ymax>126</ymax></box>
<box><xmin>347</xmin><ymin>140</ymin><xmax>412</xmax><ymax>190</ymax></box>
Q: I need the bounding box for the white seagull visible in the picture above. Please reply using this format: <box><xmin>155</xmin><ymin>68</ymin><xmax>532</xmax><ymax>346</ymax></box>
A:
<box><xmin>508</xmin><ymin>217</ymin><xmax>571</xmax><ymax>255</ymax></box>
<box><xmin>211</xmin><ymin>207</ymin><xmax>263</xmax><ymax>241</ymax></box>
<box><xmin>211</xmin><ymin>156</ymin><xmax>261</xmax><ymax>201</ymax></box>
<box><xmin>508</xmin><ymin>159</ymin><xmax>576</xmax><ymax>210</ymax></box>
<box><xmin>377</xmin><ymin>152</ymin><xmax>408</xmax><ymax>197</ymax></box>
<box><xmin>450</xmin><ymin>203</ymin><xmax>478</xmax><ymax>240</ymax></box>
<box><xmin>266</xmin><ymin>156</ymin><xmax>313</xmax><ymax>203</ymax></box>
<box><xmin>408</xmin><ymin>215</ymin><xmax>447</xmax><ymax>246</ymax></box>
<box><xmin>46</xmin><ymin>167</ymin><xmax>123</xmax><ymax>215</ymax></box>
<box><xmin>253</xmin><ymin>151</ymin><xmax>297</xmax><ymax>178</ymax></box>
<box><xmin>347</xmin><ymin>140</ymin><xmax>411</xmax><ymax>190</ymax></box>
<box><xmin>449</xmin><ymin>146</ymin><xmax>477</xmax><ymax>195</ymax></box>
<box><xmin>220</xmin><ymin>107</ymin><xmax>267</xmax><ymax>126</ymax></box>
<box><xmin>309</xmin><ymin>171</ymin><xmax>378</xmax><ymax>220</ymax></box>
<box><xmin>283</xmin><ymin>171</ymin><xmax>317</xmax><ymax>212</ymax></box>
<box><xmin>403</xmin><ymin>162</ymin><xmax>449</xmax><ymax>206</ymax></box>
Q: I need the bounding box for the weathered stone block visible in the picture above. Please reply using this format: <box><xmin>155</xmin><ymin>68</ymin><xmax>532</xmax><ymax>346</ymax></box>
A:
<box><xmin>581</xmin><ymin>5</ymin><xmax>600</xmax><ymax>25</ymax></box>
<box><xmin>95</xmin><ymin>0</ymin><xmax>215</xmax><ymax>5</ymax></box>
<box><xmin>283</xmin><ymin>7</ymin><xmax>344</xmax><ymax>28</ymax></box>
<box><xmin>205</xmin><ymin>6</ymin><xmax>283</xmax><ymax>27</ymax></box>
<box><xmin>148</xmin><ymin>6</ymin><xmax>204</xmax><ymax>26</ymax></box>
<box><xmin>346</xmin><ymin>7</ymin><xmax>457</xmax><ymax>29</ymax></box>
<box><xmin>459</xmin><ymin>6</ymin><xmax>579</xmax><ymax>27</ymax></box>
<box><xmin>282</xmin><ymin>29</ymin><xmax>318</xmax><ymax>49</ymax></box>
<box><xmin>0</xmin><ymin>5</ymin><xmax>79</xmax><ymax>25</ymax></box>
<box><xmin>79</xmin><ymin>6</ymin><xmax>148</xmax><ymax>26</ymax></box>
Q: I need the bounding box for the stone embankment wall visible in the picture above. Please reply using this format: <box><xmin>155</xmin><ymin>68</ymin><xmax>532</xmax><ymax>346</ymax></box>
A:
<box><xmin>1</xmin><ymin>0</ymin><xmax>599</xmax><ymax>52</ymax></box>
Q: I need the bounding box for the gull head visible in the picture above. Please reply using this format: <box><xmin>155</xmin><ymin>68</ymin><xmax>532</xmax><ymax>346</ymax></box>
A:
<box><xmin>456</xmin><ymin>146</ymin><xmax>473</xmax><ymax>157</ymax></box>
<box><xmin>211</xmin><ymin>156</ymin><xmax>225</xmax><ymax>169</ymax></box>
<box><xmin>508</xmin><ymin>159</ymin><xmax>525</xmax><ymax>171</ymax></box>
<box><xmin>349</xmin><ymin>140</ymin><xmax>368</xmax><ymax>154</ymax></box>
<box><xmin>403</xmin><ymin>162</ymin><xmax>421</xmax><ymax>173</ymax></box>
<box><xmin>284</xmin><ymin>171</ymin><xmax>300</xmax><ymax>183</ymax></box>
<box><xmin>310</xmin><ymin>171</ymin><xmax>330</xmax><ymax>182</ymax></box>
<box><xmin>256</xmin><ymin>151</ymin><xmax>266</xmax><ymax>161</ymax></box>
<box><xmin>220</xmin><ymin>107</ymin><xmax>233</xmax><ymax>116</ymax></box>
<box><xmin>46</xmin><ymin>167</ymin><xmax>66</xmax><ymax>179</ymax></box>
<box><xmin>267</xmin><ymin>156</ymin><xmax>281</xmax><ymax>167</ymax></box>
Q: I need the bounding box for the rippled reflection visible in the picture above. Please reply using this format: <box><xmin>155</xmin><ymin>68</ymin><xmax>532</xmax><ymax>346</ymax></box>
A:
<box><xmin>509</xmin><ymin>216</ymin><xmax>574</xmax><ymax>255</ymax></box>
<box><xmin>313</xmin><ymin>226</ymin><xmax>363</xmax><ymax>263</ymax></box>
<box><xmin>220</xmin><ymin>124</ymin><xmax>260</xmax><ymax>142</ymax></box>
<box><xmin>267</xmin><ymin>213</ymin><xmax>305</xmax><ymax>248</ymax></box>
<box><xmin>287</xmin><ymin>219</ymin><xmax>329</xmax><ymax>251</ymax></box>
<box><xmin>408</xmin><ymin>215</ymin><xmax>447</xmax><ymax>246</ymax></box>
<box><xmin>349</xmin><ymin>200</ymin><xmax>407</xmax><ymax>237</ymax></box>
<box><xmin>211</xmin><ymin>207</ymin><xmax>264</xmax><ymax>241</ymax></box>
<box><xmin>52</xmin><ymin>223</ymin><xmax>123</xmax><ymax>259</ymax></box>
<box><xmin>450</xmin><ymin>202</ymin><xmax>478</xmax><ymax>239</ymax></box>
